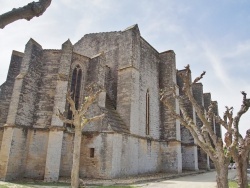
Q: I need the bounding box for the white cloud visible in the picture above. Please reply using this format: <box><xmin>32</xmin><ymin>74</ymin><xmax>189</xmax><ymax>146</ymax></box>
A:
<box><xmin>201</xmin><ymin>42</ymin><xmax>231</xmax><ymax>90</ymax></box>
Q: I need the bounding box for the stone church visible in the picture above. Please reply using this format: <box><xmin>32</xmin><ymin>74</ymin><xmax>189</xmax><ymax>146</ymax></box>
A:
<box><xmin>0</xmin><ymin>25</ymin><xmax>221</xmax><ymax>181</ymax></box>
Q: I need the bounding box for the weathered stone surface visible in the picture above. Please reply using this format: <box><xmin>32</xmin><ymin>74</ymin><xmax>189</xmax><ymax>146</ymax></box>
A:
<box><xmin>159</xmin><ymin>50</ymin><xmax>181</xmax><ymax>141</ymax></box>
<box><xmin>192</xmin><ymin>83</ymin><xmax>210</xmax><ymax>170</ymax></box>
<box><xmin>44</xmin><ymin>130</ymin><xmax>64</xmax><ymax>181</ymax></box>
<box><xmin>0</xmin><ymin>51</ymin><xmax>23</xmax><ymax>127</ymax></box>
<box><xmin>24</xmin><ymin>130</ymin><xmax>49</xmax><ymax>179</ymax></box>
<box><xmin>182</xmin><ymin>145</ymin><xmax>198</xmax><ymax>171</ymax></box>
<box><xmin>0</xmin><ymin>127</ymin><xmax>29</xmax><ymax>180</ymax></box>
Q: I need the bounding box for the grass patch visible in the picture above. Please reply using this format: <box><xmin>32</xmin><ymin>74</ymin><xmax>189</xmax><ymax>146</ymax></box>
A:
<box><xmin>229</xmin><ymin>180</ymin><xmax>250</xmax><ymax>188</ymax></box>
<box><xmin>0</xmin><ymin>185</ymin><xmax>9</xmax><ymax>188</ymax></box>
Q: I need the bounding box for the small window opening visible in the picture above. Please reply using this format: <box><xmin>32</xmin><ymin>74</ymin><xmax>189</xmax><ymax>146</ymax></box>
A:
<box><xmin>90</xmin><ymin>148</ymin><xmax>95</xmax><ymax>158</ymax></box>
<box><xmin>146</xmin><ymin>89</ymin><xmax>150</xmax><ymax>135</ymax></box>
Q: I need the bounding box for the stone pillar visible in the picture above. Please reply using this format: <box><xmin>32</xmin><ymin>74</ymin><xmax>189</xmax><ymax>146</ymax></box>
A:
<box><xmin>0</xmin><ymin>39</ymin><xmax>43</xmax><ymax>180</ymax></box>
<box><xmin>44</xmin><ymin>40</ymin><xmax>72</xmax><ymax>181</ymax></box>
<box><xmin>159</xmin><ymin>50</ymin><xmax>182</xmax><ymax>173</ymax></box>
<box><xmin>117</xmin><ymin>25</ymin><xmax>140</xmax><ymax>135</ymax></box>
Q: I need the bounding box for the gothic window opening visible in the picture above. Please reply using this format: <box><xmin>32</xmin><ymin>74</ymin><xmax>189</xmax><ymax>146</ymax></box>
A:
<box><xmin>67</xmin><ymin>65</ymin><xmax>82</xmax><ymax>121</ymax></box>
<box><xmin>146</xmin><ymin>89</ymin><xmax>150</xmax><ymax>135</ymax></box>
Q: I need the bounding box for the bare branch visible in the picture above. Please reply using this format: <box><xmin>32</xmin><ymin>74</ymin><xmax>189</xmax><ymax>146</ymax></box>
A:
<box><xmin>193</xmin><ymin>71</ymin><xmax>206</xmax><ymax>84</ymax></box>
<box><xmin>57</xmin><ymin>109</ymin><xmax>73</xmax><ymax>125</ymax></box>
<box><xmin>0</xmin><ymin>0</ymin><xmax>52</xmax><ymax>29</ymax></box>
<box><xmin>181</xmin><ymin>65</ymin><xmax>219</xmax><ymax>147</ymax></box>
<box><xmin>88</xmin><ymin>113</ymin><xmax>105</xmax><ymax>124</ymax></box>
<box><xmin>80</xmin><ymin>114</ymin><xmax>105</xmax><ymax>128</ymax></box>
<box><xmin>231</xmin><ymin>92</ymin><xmax>250</xmax><ymax>148</ymax></box>
<box><xmin>66</xmin><ymin>91</ymin><xmax>77</xmax><ymax>115</ymax></box>
<box><xmin>79</xmin><ymin>90</ymin><xmax>102</xmax><ymax>116</ymax></box>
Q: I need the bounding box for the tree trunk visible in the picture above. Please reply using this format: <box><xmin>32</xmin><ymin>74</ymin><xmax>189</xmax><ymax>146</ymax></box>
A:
<box><xmin>236</xmin><ymin>155</ymin><xmax>248</xmax><ymax>188</ymax></box>
<box><xmin>71</xmin><ymin>126</ymin><xmax>82</xmax><ymax>188</ymax></box>
<box><xmin>215</xmin><ymin>163</ymin><xmax>229</xmax><ymax>188</ymax></box>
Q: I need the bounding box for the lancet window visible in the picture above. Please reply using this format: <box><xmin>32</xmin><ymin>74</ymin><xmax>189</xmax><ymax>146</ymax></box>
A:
<box><xmin>146</xmin><ymin>89</ymin><xmax>150</xmax><ymax>135</ymax></box>
<box><xmin>67</xmin><ymin>65</ymin><xmax>82</xmax><ymax>120</ymax></box>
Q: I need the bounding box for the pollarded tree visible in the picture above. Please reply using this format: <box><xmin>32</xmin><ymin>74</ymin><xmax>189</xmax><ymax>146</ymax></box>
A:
<box><xmin>220</xmin><ymin>92</ymin><xmax>250</xmax><ymax>188</ymax></box>
<box><xmin>57</xmin><ymin>85</ymin><xmax>104</xmax><ymax>188</ymax></box>
<box><xmin>0</xmin><ymin>0</ymin><xmax>52</xmax><ymax>29</ymax></box>
<box><xmin>160</xmin><ymin>65</ymin><xmax>250</xmax><ymax>188</ymax></box>
<box><xmin>235</xmin><ymin>129</ymin><xmax>250</xmax><ymax>188</ymax></box>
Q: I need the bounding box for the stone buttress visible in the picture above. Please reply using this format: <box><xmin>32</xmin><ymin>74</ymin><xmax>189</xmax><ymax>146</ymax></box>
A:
<box><xmin>192</xmin><ymin>83</ymin><xmax>210</xmax><ymax>170</ymax></box>
<box><xmin>44</xmin><ymin>40</ymin><xmax>73</xmax><ymax>181</ymax></box>
<box><xmin>177</xmin><ymin>69</ymin><xmax>198</xmax><ymax>171</ymax></box>
<box><xmin>159</xmin><ymin>50</ymin><xmax>182</xmax><ymax>173</ymax></box>
<box><xmin>0</xmin><ymin>39</ymin><xmax>43</xmax><ymax>180</ymax></box>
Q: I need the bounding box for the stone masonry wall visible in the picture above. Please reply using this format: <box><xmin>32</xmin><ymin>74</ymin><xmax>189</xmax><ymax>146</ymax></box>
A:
<box><xmin>181</xmin><ymin>145</ymin><xmax>198</xmax><ymax>170</ymax></box>
<box><xmin>14</xmin><ymin>39</ymin><xmax>43</xmax><ymax>127</ymax></box>
<box><xmin>177</xmin><ymin>70</ymin><xmax>194</xmax><ymax>144</ymax></box>
<box><xmin>139</xmin><ymin>38</ymin><xmax>160</xmax><ymax>139</ymax></box>
<box><xmin>80</xmin><ymin>133</ymin><xmax>113</xmax><ymax>178</ymax></box>
<box><xmin>73</xmin><ymin>31</ymin><xmax>121</xmax><ymax>105</ymax></box>
<box><xmin>203</xmin><ymin>93</ymin><xmax>211</xmax><ymax>111</ymax></box>
<box><xmin>59</xmin><ymin>132</ymin><xmax>74</xmax><ymax>177</ymax></box>
<box><xmin>24</xmin><ymin>130</ymin><xmax>49</xmax><ymax>179</ymax></box>
<box><xmin>160</xmin><ymin>141</ymin><xmax>182</xmax><ymax>172</ymax></box>
<box><xmin>34</xmin><ymin>50</ymin><xmax>61</xmax><ymax>128</ymax></box>
<box><xmin>116</xmin><ymin>25</ymin><xmax>141</xmax><ymax>133</ymax></box>
<box><xmin>60</xmin><ymin>131</ymin><xmax>182</xmax><ymax>179</ymax></box>
<box><xmin>192</xmin><ymin>83</ymin><xmax>209</xmax><ymax>169</ymax></box>
<box><xmin>0</xmin><ymin>127</ymin><xmax>29</xmax><ymax>180</ymax></box>
<box><xmin>110</xmin><ymin>133</ymin><xmax>181</xmax><ymax>177</ymax></box>
<box><xmin>0</xmin><ymin>51</ymin><xmax>23</xmax><ymax>127</ymax></box>
<box><xmin>0</xmin><ymin>39</ymin><xmax>44</xmax><ymax>181</ymax></box>
<box><xmin>212</xmin><ymin>101</ymin><xmax>221</xmax><ymax>138</ymax></box>
<box><xmin>203</xmin><ymin>95</ymin><xmax>221</xmax><ymax>138</ymax></box>
<box><xmin>159</xmin><ymin>51</ymin><xmax>181</xmax><ymax>141</ymax></box>
<box><xmin>177</xmin><ymin>70</ymin><xmax>198</xmax><ymax>170</ymax></box>
<box><xmin>60</xmin><ymin>132</ymin><xmax>110</xmax><ymax>179</ymax></box>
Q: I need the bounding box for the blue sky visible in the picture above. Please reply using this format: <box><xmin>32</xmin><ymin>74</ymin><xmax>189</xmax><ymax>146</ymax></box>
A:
<box><xmin>0</xmin><ymin>0</ymin><xmax>249</xmax><ymax>136</ymax></box>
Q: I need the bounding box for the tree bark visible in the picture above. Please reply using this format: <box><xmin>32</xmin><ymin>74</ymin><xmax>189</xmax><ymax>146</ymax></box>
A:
<box><xmin>214</xmin><ymin>162</ymin><xmax>229</xmax><ymax>188</ymax></box>
<box><xmin>0</xmin><ymin>0</ymin><xmax>52</xmax><ymax>29</ymax></box>
<box><xmin>236</xmin><ymin>155</ymin><xmax>248</xmax><ymax>188</ymax></box>
<box><xmin>71</xmin><ymin>125</ymin><xmax>82</xmax><ymax>188</ymax></box>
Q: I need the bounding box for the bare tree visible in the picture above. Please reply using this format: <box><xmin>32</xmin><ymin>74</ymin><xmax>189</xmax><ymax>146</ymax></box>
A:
<box><xmin>220</xmin><ymin>91</ymin><xmax>250</xmax><ymax>188</ymax></box>
<box><xmin>160</xmin><ymin>65</ymin><xmax>250</xmax><ymax>188</ymax></box>
<box><xmin>0</xmin><ymin>0</ymin><xmax>52</xmax><ymax>29</ymax></box>
<box><xmin>57</xmin><ymin>86</ymin><xmax>104</xmax><ymax>188</ymax></box>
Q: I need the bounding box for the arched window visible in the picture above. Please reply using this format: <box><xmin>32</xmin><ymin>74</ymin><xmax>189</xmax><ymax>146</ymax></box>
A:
<box><xmin>67</xmin><ymin>65</ymin><xmax>82</xmax><ymax>120</ymax></box>
<box><xmin>146</xmin><ymin>89</ymin><xmax>150</xmax><ymax>135</ymax></box>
